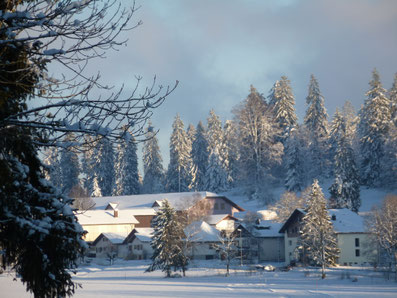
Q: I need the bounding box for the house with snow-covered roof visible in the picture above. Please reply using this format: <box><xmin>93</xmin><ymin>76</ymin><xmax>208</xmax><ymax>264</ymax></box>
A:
<box><xmin>203</xmin><ymin>214</ymin><xmax>239</xmax><ymax>233</ymax></box>
<box><xmin>184</xmin><ymin>221</ymin><xmax>221</xmax><ymax>260</ymax></box>
<box><xmin>75</xmin><ymin>209</ymin><xmax>139</xmax><ymax>242</ymax></box>
<box><xmin>92</xmin><ymin>232</ymin><xmax>130</xmax><ymax>258</ymax></box>
<box><xmin>120</xmin><ymin>228</ymin><xmax>154</xmax><ymax>260</ymax></box>
<box><xmin>279</xmin><ymin>208</ymin><xmax>375</xmax><ymax>266</ymax></box>
<box><xmin>92</xmin><ymin>191</ymin><xmax>244</xmax><ymax>218</ymax></box>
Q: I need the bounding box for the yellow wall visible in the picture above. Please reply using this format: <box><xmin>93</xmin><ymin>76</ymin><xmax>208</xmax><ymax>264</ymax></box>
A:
<box><xmin>82</xmin><ymin>224</ymin><xmax>135</xmax><ymax>242</ymax></box>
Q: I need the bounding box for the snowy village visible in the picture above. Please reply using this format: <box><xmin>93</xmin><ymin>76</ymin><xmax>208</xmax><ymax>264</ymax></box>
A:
<box><xmin>1</xmin><ymin>0</ymin><xmax>397</xmax><ymax>297</ymax></box>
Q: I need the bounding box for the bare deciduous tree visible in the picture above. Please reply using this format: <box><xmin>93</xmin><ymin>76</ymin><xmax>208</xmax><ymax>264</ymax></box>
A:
<box><xmin>366</xmin><ymin>194</ymin><xmax>397</xmax><ymax>280</ymax></box>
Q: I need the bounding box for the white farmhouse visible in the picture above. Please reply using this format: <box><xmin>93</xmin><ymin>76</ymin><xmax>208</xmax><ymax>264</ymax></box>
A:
<box><xmin>121</xmin><ymin>228</ymin><xmax>154</xmax><ymax>260</ymax></box>
<box><xmin>184</xmin><ymin>221</ymin><xmax>221</xmax><ymax>260</ymax></box>
<box><xmin>92</xmin><ymin>232</ymin><xmax>129</xmax><ymax>258</ymax></box>
<box><xmin>279</xmin><ymin>208</ymin><xmax>375</xmax><ymax>266</ymax></box>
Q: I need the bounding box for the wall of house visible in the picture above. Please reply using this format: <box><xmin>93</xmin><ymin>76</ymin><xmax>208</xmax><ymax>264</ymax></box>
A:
<box><xmin>134</xmin><ymin>215</ymin><xmax>154</xmax><ymax>228</ymax></box>
<box><xmin>284</xmin><ymin>235</ymin><xmax>299</xmax><ymax>265</ymax></box>
<box><xmin>189</xmin><ymin>242</ymin><xmax>219</xmax><ymax>260</ymax></box>
<box><xmin>258</xmin><ymin>237</ymin><xmax>285</xmax><ymax>262</ymax></box>
<box><xmin>206</xmin><ymin>198</ymin><xmax>234</xmax><ymax>215</ymax></box>
<box><xmin>337</xmin><ymin>233</ymin><xmax>375</xmax><ymax>266</ymax></box>
<box><xmin>82</xmin><ymin>223</ymin><xmax>135</xmax><ymax>242</ymax></box>
<box><xmin>216</xmin><ymin>219</ymin><xmax>236</xmax><ymax>232</ymax></box>
<box><xmin>122</xmin><ymin>238</ymin><xmax>153</xmax><ymax>260</ymax></box>
<box><xmin>94</xmin><ymin>237</ymin><xmax>118</xmax><ymax>258</ymax></box>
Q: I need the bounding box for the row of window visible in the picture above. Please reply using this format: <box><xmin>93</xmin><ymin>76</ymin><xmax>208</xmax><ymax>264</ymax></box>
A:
<box><xmin>214</xmin><ymin>202</ymin><xmax>226</xmax><ymax>210</ymax></box>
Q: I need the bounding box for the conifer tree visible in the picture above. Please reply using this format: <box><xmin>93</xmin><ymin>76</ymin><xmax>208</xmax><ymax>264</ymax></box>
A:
<box><xmin>147</xmin><ymin>199</ymin><xmax>187</xmax><ymax>277</ymax></box>
<box><xmin>166</xmin><ymin>114</ymin><xmax>192</xmax><ymax>192</ymax></box>
<box><xmin>329</xmin><ymin>114</ymin><xmax>361</xmax><ymax>212</ymax></box>
<box><xmin>92</xmin><ymin>137</ymin><xmax>115</xmax><ymax>196</ymax></box>
<box><xmin>223</xmin><ymin>120</ymin><xmax>239</xmax><ymax>186</ymax></box>
<box><xmin>43</xmin><ymin>147</ymin><xmax>62</xmax><ymax>189</ymax></box>
<box><xmin>304</xmin><ymin>75</ymin><xmax>330</xmax><ymax>181</ymax></box>
<box><xmin>114</xmin><ymin>132</ymin><xmax>140</xmax><ymax>195</ymax></box>
<box><xmin>269</xmin><ymin>76</ymin><xmax>298</xmax><ymax>142</ymax></box>
<box><xmin>358</xmin><ymin>69</ymin><xmax>391</xmax><ymax>186</ymax></box>
<box><xmin>299</xmin><ymin>180</ymin><xmax>339</xmax><ymax>279</ymax></box>
<box><xmin>205</xmin><ymin>110</ymin><xmax>229</xmax><ymax>191</ymax></box>
<box><xmin>205</xmin><ymin>147</ymin><xmax>229</xmax><ymax>192</ymax></box>
<box><xmin>187</xmin><ymin>123</ymin><xmax>196</xmax><ymax>145</ymax></box>
<box><xmin>190</xmin><ymin>121</ymin><xmax>209</xmax><ymax>191</ymax></box>
<box><xmin>284</xmin><ymin>128</ymin><xmax>303</xmax><ymax>192</ymax></box>
<box><xmin>142</xmin><ymin>123</ymin><xmax>165</xmax><ymax>194</ymax></box>
<box><xmin>59</xmin><ymin>134</ymin><xmax>81</xmax><ymax>195</ymax></box>
<box><xmin>390</xmin><ymin>73</ymin><xmax>397</xmax><ymax>125</ymax></box>
<box><xmin>81</xmin><ymin>136</ymin><xmax>97</xmax><ymax>196</ymax></box>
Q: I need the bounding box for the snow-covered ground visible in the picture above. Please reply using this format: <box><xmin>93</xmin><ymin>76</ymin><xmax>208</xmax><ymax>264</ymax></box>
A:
<box><xmin>2</xmin><ymin>260</ymin><xmax>397</xmax><ymax>297</ymax></box>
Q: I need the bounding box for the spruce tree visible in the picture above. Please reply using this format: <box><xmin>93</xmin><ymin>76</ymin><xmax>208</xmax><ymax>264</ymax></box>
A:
<box><xmin>358</xmin><ymin>69</ymin><xmax>391</xmax><ymax>186</ymax></box>
<box><xmin>114</xmin><ymin>131</ymin><xmax>140</xmax><ymax>195</ymax></box>
<box><xmin>269</xmin><ymin>76</ymin><xmax>298</xmax><ymax>142</ymax></box>
<box><xmin>304</xmin><ymin>75</ymin><xmax>330</xmax><ymax>181</ymax></box>
<box><xmin>329</xmin><ymin>114</ymin><xmax>361</xmax><ymax>212</ymax></box>
<box><xmin>81</xmin><ymin>136</ymin><xmax>97</xmax><ymax>196</ymax></box>
<box><xmin>43</xmin><ymin>147</ymin><xmax>62</xmax><ymax>189</ymax></box>
<box><xmin>142</xmin><ymin>123</ymin><xmax>165</xmax><ymax>194</ymax></box>
<box><xmin>299</xmin><ymin>180</ymin><xmax>339</xmax><ymax>279</ymax></box>
<box><xmin>190</xmin><ymin>121</ymin><xmax>209</xmax><ymax>191</ymax></box>
<box><xmin>205</xmin><ymin>110</ymin><xmax>230</xmax><ymax>191</ymax></box>
<box><xmin>92</xmin><ymin>137</ymin><xmax>115</xmax><ymax>196</ymax></box>
<box><xmin>59</xmin><ymin>134</ymin><xmax>81</xmax><ymax>195</ymax></box>
<box><xmin>147</xmin><ymin>199</ymin><xmax>187</xmax><ymax>277</ymax></box>
<box><xmin>390</xmin><ymin>73</ymin><xmax>397</xmax><ymax>125</ymax></box>
<box><xmin>166</xmin><ymin>114</ymin><xmax>192</xmax><ymax>192</ymax></box>
<box><xmin>284</xmin><ymin>127</ymin><xmax>303</xmax><ymax>192</ymax></box>
<box><xmin>223</xmin><ymin>120</ymin><xmax>239</xmax><ymax>186</ymax></box>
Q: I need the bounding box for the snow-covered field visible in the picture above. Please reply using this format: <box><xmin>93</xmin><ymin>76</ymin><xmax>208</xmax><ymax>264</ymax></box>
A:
<box><xmin>2</xmin><ymin>260</ymin><xmax>397</xmax><ymax>297</ymax></box>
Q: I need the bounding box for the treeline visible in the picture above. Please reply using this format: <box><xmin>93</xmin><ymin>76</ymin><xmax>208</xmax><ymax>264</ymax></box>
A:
<box><xmin>44</xmin><ymin>69</ymin><xmax>397</xmax><ymax>212</ymax></box>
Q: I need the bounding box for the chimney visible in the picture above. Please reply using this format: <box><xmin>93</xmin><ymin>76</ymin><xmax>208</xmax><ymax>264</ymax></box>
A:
<box><xmin>114</xmin><ymin>209</ymin><xmax>119</xmax><ymax>218</ymax></box>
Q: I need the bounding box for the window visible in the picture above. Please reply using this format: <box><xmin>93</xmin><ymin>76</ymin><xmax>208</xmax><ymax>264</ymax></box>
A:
<box><xmin>289</xmin><ymin>240</ymin><xmax>292</xmax><ymax>246</ymax></box>
<box><xmin>355</xmin><ymin>249</ymin><xmax>360</xmax><ymax>257</ymax></box>
<box><xmin>220</xmin><ymin>203</ymin><xmax>225</xmax><ymax>210</ymax></box>
<box><xmin>355</xmin><ymin>238</ymin><xmax>360</xmax><ymax>247</ymax></box>
<box><xmin>214</xmin><ymin>203</ymin><xmax>219</xmax><ymax>210</ymax></box>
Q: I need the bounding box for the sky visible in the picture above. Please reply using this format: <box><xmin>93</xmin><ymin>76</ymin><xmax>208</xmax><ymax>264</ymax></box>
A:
<box><xmin>74</xmin><ymin>0</ymin><xmax>397</xmax><ymax>167</ymax></box>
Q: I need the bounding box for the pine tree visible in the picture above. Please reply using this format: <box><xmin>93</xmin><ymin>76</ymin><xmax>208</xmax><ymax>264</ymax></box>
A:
<box><xmin>284</xmin><ymin>127</ymin><xmax>303</xmax><ymax>192</ymax></box>
<box><xmin>190</xmin><ymin>121</ymin><xmax>209</xmax><ymax>191</ymax></box>
<box><xmin>299</xmin><ymin>180</ymin><xmax>339</xmax><ymax>279</ymax></box>
<box><xmin>358</xmin><ymin>69</ymin><xmax>391</xmax><ymax>186</ymax></box>
<box><xmin>166</xmin><ymin>114</ymin><xmax>192</xmax><ymax>192</ymax></box>
<box><xmin>329</xmin><ymin>114</ymin><xmax>361</xmax><ymax>212</ymax></box>
<box><xmin>304</xmin><ymin>75</ymin><xmax>330</xmax><ymax>181</ymax></box>
<box><xmin>92</xmin><ymin>137</ymin><xmax>115</xmax><ymax>196</ymax></box>
<box><xmin>269</xmin><ymin>76</ymin><xmax>298</xmax><ymax>142</ymax></box>
<box><xmin>142</xmin><ymin>123</ymin><xmax>165</xmax><ymax>194</ymax></box>
<box><xmin>147</xmin><ymin>199</ymin><xmax>187</xmax><ymax>277</ymax></box>
<box><xmin>187</xmin><ymin>123</ymin><xmax>196</xmax><ymax>145</ymax></box>
<box><xmin>43</xmin><ymin>147</ymin><xmax>62</xmax><ymax>189</ymax></box>
<box><xmin>59</xmin><ymin>134</ymin><xmax>81</xmax><ymax>195</ymax></box>
<box><xmin>114</xmin><ymin>131</ymin><xmax>140</xmax><ymax>195</ymax></box>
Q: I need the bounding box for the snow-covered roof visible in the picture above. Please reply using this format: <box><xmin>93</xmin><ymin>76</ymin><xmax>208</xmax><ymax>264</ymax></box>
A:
<box><xmin>92</xmin><ymin>191</ymin><xmax>218</xmax><ymax>211</ymax></box>
<box><xmin>184</xmin><ymin>221</ymin><xmax>220</xmax><ymax>242</ymax></box>
<box><xmin>252</xmin><ymin>221</ymin><xmax>284</xmax><ymax>238</ymax></box>
<box><xmin>204</xmin><ymin>214</ymin><xmax>238</xmax><ymax>225</ymax></box>
<box><xmin>134</xmin><ymin>228</ymin><xmax>154</xmax><ymax>243</ymax></box>
<box><xmin>329</xmin><ymin>209</ymin><xmax>366</xmax><ymax>233</ymax></box>
<box><xmin>106</xmin><ymin>202</ymin><xmax>119</xmax><ymax>210</ymax></box>
<box><xmin>279</xmin><ymin>208</ymin><xmax>367</xmax><ymax>234</ymax></box>
<box><xmin>75</xmin><ymin>209</ymin><xmax>139</xmax><ymax>225</ymax></box>
<box><xmin>257</xmin><ymin>210</ymin><xmax>278</xmax><ymax>220</ymax></box>
<box><xmin>98</xmin><ymin>232</ymin><xmax>129</xmax><ymax>244</ymax></box>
